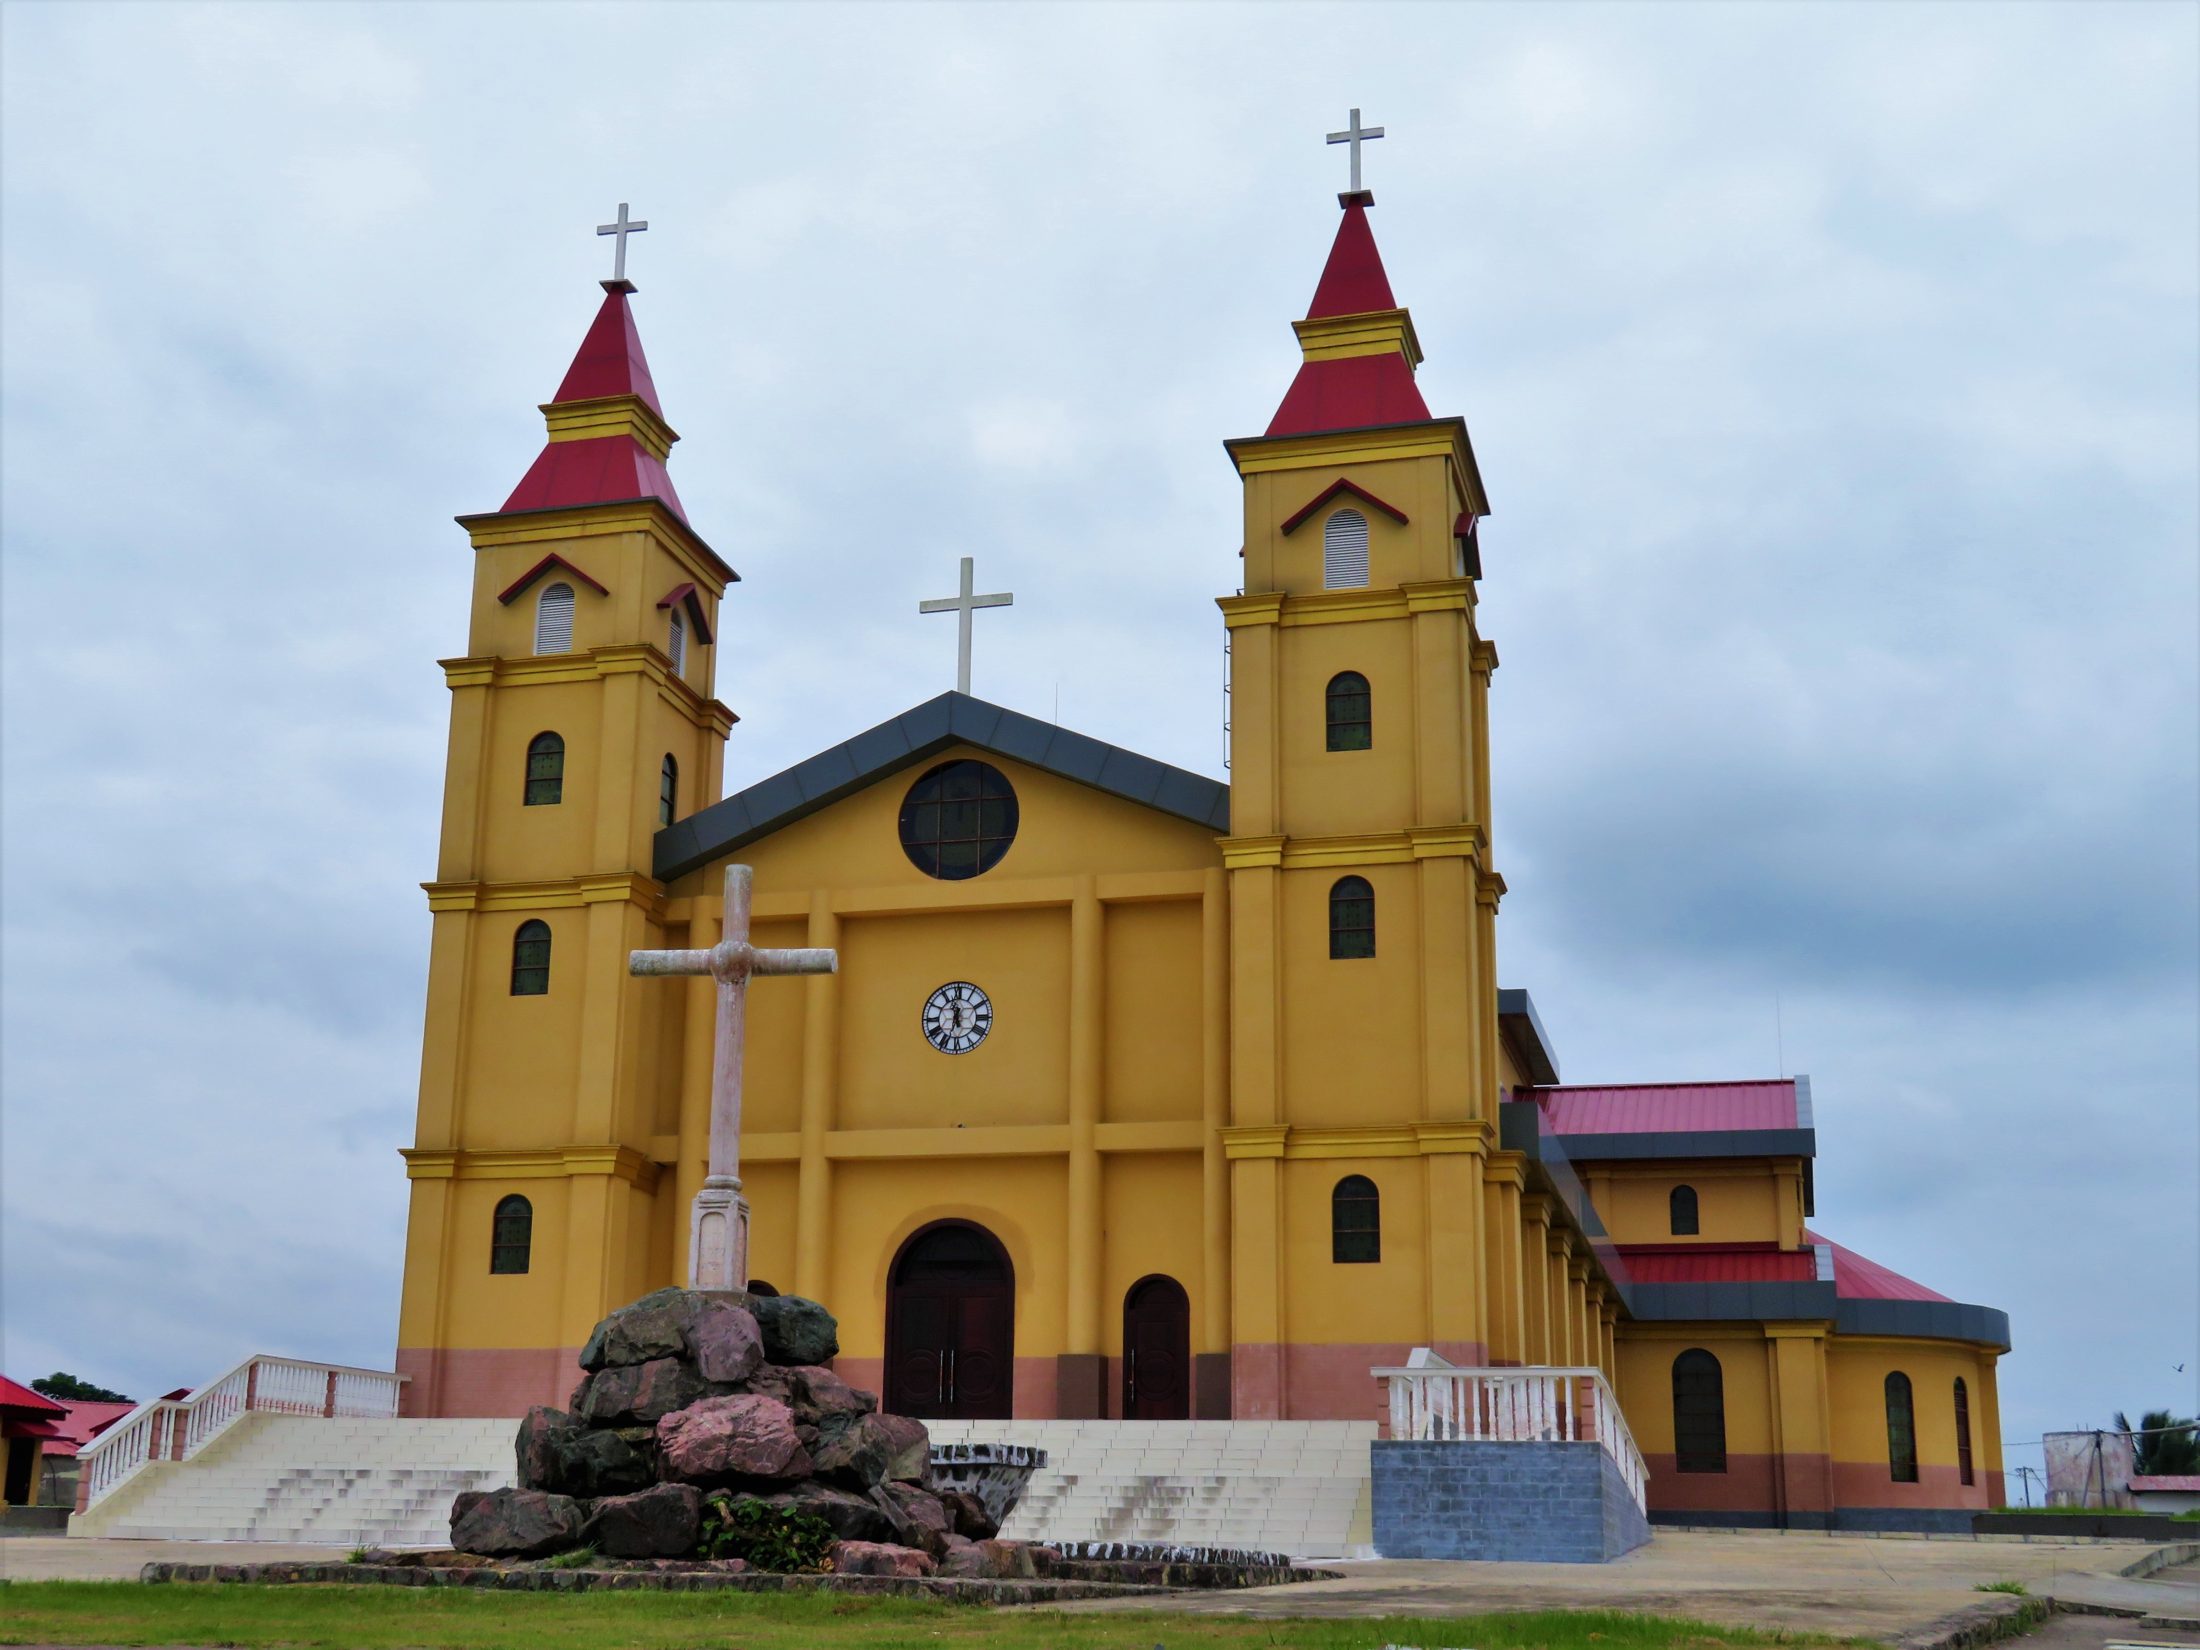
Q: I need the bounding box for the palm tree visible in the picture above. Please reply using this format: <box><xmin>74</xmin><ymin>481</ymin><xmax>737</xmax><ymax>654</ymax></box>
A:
<box><xmin>2114</xmin><ymin>1410</ymin><xmax>2200</xmax><ymax>1476</ymax></box>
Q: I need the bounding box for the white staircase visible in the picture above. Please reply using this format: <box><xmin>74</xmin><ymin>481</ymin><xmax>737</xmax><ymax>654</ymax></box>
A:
<box><xmin>926</xmin><ymin>1419</ymin><xmax>1376</xmax><ymax>1558</ymax></box>
<box><xmin>70</xmin><ymin>1413</ymin><xmax>515</xmax><ymax>1546</ymax></box>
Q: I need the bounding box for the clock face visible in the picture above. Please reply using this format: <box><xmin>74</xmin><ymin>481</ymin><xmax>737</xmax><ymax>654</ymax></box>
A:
<box><xmin>922</xmin><ymin>981</ymin><xmax>992</xmax><ymax>1054</ymax></box>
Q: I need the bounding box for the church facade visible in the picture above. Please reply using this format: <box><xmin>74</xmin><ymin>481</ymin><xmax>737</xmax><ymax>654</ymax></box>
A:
<box><xmin>395</xmin><ymin>189</ymin><xmax>2011</xmax><ymax>1530</ymax></box>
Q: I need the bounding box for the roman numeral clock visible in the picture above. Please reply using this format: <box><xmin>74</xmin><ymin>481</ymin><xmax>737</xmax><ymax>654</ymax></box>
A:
<box><xmin>922</xmin><ymin>981</ymin><xmax>992</xmax><ymax>1054</ymax></box>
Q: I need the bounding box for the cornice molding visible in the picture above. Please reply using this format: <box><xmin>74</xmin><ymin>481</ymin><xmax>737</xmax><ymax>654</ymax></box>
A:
<box><xmin>422</xmin><ymin>870</ymin><xmax>664</xmax><ymax>916</ymax></box>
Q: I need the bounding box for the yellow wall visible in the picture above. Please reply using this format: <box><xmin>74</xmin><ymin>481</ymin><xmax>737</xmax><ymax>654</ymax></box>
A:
<box><xmin>1586</xmin><ymin>1162</ymin><xmax>1805</xmax><ymax>1248</ymax></box>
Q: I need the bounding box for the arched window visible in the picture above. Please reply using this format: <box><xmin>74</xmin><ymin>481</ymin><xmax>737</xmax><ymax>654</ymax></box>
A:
<box><xmin>1954</xmin><ymin>1377</ymin><xmax>1974</xmax><ymax>1487</ymax></box>
<box><xmin>1323</xmin><ymin>508</ymin><xmax>1369</xmax><ymax>589</ymax></box>
<box><xmin>511</xmin><ymin>920</ymin><xmax>552</xmax><ymax>996</ymax></box>
<box><xmin>1885</xmin><ymin>1371</ymin><xmax>1918</xmax><ymax>1482</ymax></box>
<box><xmin>1672</xmin><ymin>1349</ymin><xmax>1727</xmax><ymax>1473</ymax></box>
<box><xmin>1669</xmin><ymin>1185</ymin><xmax>1700</xmax><ymax>1236</ymax></box>
<box><xmin>1332</xmin><ymin>1175</ymin><xmax>1380</xmax><ymax>1263</ymax></box>
<box><xmin>525</xmin><ymin>733</ymin><xmax>564</xmax><ymax>806</ymax></box>
<box><xmin>490</xmin><ymin>1195</ymin><xmax>532</xmax><ymax>1274</ymax></box>
<box><xmin>1329</xmin><ymin>876</ymin><xmax>1375</xmax><ymax>959</ymax></box>
<box><xmin>659</xmin><ymin>754</ymin><xmax>679</xmax><ymax>827</ymax></box>
<box><xmin>668</xmin><ymin>605</ymin><xmax>687</xmax><ymax>675</ymax></box>
<box><xmin>534</xmin><ymin>582</ymin><xmax>576</xmax><ymax>654</ymax></box>
<box><xmin>1326</xmin><ymin>671</ymin><xmax>1372</xmax><ymax>751</ymax></box>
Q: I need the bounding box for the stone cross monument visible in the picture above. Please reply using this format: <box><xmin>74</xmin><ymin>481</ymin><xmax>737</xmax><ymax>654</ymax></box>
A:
<box><xmin>629</xmin><ymin>864</ymin><xmax>836</xmax><ymax>1291</ymax></box>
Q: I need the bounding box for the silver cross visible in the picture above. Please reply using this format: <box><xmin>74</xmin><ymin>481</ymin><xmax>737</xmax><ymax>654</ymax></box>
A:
<box><xmin>1326</xmin><ymin>108</ymin><xmax>1385</xmax><ymax>193</ymax></box>
<box><xmin>596</xmin><ymin>202</ymin><xmax>649</xmax><ymax>282</ymax></box>
<box><xmin>919</xmin><ymin>556</ymin><xmax>1014</xmax><ymax>697</ymax></box>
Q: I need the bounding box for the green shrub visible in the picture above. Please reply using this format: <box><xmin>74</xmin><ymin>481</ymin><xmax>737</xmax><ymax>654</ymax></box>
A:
<box><xmin>1975</xmin><ymin>1580</ymin><xmax>2027</xmax><ymax>1595</ymax></box>
<box><xmin>539</xmin><ymin>1545</ymin><xmax>599</xmax><ymax>1570</ymax></box>
<box><xmin>697</xmin><ymin>1495</ymin><xmax>836</xmax><ymax>1573</ymax></box>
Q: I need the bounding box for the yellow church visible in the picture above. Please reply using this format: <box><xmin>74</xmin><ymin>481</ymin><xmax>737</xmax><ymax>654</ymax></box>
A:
<box><xmin>395</xmin><ymin>179</ymin><xmax>2011</xmax><ymax>1532</ymax></box>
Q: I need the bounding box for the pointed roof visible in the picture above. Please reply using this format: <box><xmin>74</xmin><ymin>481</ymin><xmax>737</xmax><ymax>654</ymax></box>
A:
<box><xmin>1305</xmin><ymin>198</ymin><xmax>1398</xmax><ymax>318</ymax></box>
<box><xmin>655</xmin><ymin>692</ymin><xmax>1230</xmax><ymax>883</ymax></box>
<box><xmin>552</xmin><ymin>286</ymin><xmax>664</xmax><ymax>415</ymax></box>
<box><xmin>1265</xmin><ymin>195</ymin><xmax>1432</xmax><ymax>439</ymax></box>
<box><xmin>491</xmin><ymin>282</ymin><xmax>689</xmax><ymax>525</ymax></box>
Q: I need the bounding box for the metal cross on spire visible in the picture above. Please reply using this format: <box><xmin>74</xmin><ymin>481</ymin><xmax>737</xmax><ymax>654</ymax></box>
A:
<box><xmin>1326</xmin><ymin>108</ymin><xmax>1385</xmax><ymax>194</ymax></box>
<box><xmin>597</xmin><ymin>201</ymin><xmax>649</xmax><ymax>283</ymax></box>
<box><xmin>920</xmin><ymin>556</ymin><xmax>1014</xmax><ymax>696</ymax></box>
<box><xmin>629</xmin><ymin>865</ymin><xmax>836</xmax><ymax>1291</ymax></box>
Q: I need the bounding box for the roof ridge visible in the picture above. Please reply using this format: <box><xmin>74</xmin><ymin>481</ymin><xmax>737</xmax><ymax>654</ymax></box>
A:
<box><xmin>1532</xmin><ymin>1078</ymin><xmax>1794</xmax><ymax>1093</ymax></box>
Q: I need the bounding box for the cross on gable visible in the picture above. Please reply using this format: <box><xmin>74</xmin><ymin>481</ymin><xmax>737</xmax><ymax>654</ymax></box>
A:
<box><xmin>919</xmin><ymin>556</ymin><xmax>1014</xmax><ymax>696</ymax></box>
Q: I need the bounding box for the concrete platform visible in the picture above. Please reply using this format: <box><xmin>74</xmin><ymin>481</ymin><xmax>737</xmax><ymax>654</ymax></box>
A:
<box><xmin>1048</xmin><ymin>1529</ymin><xmax>2199</xmax><ymax>1641</ymax></box>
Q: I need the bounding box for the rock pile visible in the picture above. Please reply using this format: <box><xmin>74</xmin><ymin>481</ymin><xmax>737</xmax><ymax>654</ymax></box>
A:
<box><xmin>448</xmin><ymin>1286</ymin><xmax>1054</xmax><ymax>1581</ymax></box>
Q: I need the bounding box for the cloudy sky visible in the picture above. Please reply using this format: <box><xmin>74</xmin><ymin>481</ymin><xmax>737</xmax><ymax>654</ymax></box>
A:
<box><xmin>4</xmin><ymin>2</ymin><xmax>2193</xmax><ymax>1478</ymax></box>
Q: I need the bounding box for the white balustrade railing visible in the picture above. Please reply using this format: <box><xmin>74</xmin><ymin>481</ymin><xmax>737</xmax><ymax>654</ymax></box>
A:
<box><xmin>73</xmin><ymin>1355</ymin><xmax>407</xmax><ymax>1516</ymax></box>
<box><xmin>1373</xmin><ymin>1358</ymin><xmax>1649</xmax><ymax>1513</ymax></box>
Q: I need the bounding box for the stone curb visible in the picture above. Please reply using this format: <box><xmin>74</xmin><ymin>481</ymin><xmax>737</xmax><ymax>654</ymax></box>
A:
<box><xmin>138</xmin><ymin>1559</ymin><xmax>1170</xmax><ymax>1605</ymax></box>
<box><xmin>1886</xmin><ymin>1594</ymin><xmax>2051</xmax><ymax>1650</ymax></box>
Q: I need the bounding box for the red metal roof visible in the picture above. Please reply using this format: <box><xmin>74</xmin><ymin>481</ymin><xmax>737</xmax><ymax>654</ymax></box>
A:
<box><xmin>1267</xmin><ymin>354</ymin><xmax>1431</xmax><ymax>438</ymax></box>
<box><xmin>500</xmin><ymin>435</ymin><xmax>687</xmax><ymax>522</ymax></box>
<box><xmin>1804</xmin><ymin>1230</ymin><xmax>1951</xmax><ymax>1303</ymax></box>
<box><xmin>0</xmin><ymin>1375</ymin><xmax>65</xmax><ymax>1417</ymax></box>
<box><xmin>1306</xmin><ymin>199</ymin><xmax>1398</xmax><ymax>318</ymax></box>
<box><xmin>1534</xmin><ymin>1080</ymin><xmax>1799</xmax><ymax>1135</ymax></box>
<box><xmin>1618</xmin><ymin>1244</ymin><xmax>1818</xmax><ymax>1284</ymax></box>
<box><xmin>42</xmin><ymin>1399</ymin><xmax>136</xmax><ymax>1459</ymax></box>
<box><xmin>553</xmin><ymin>287</ymin><xmax>664</xmax><ymax>414</ymax></box>
<box><xmin>2132</xmin><ymin>1475</ymin><xmax>2200</xmax><ymax>1493</ymax></box>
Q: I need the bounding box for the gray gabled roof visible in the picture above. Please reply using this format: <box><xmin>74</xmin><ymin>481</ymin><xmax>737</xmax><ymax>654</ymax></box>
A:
<box><xmin>655</xmin><ymin>692</ymin><xmax>1232</xmax><ymax>883</ymax></box>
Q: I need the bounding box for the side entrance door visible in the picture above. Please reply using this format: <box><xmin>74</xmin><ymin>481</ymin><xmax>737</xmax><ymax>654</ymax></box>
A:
<box><xmin>885</xmin><ymin>1222</ymin><xmax>1015</xmax><ymax>1420</ymax></box>
<box><xmin>1122</xmin><ymin>1274</ymin><xmax>1190</xmax><ymax>1419</ymax></box>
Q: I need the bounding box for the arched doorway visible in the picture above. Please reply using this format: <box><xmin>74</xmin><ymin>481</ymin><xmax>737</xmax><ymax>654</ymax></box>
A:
<box><xmin>1122</xmin><ymin>1274</ymin><xmax>1190</xmax><ymax>1419</ymax></box>
<box><xmin>885</xmin><ymin>1221</ymin><xmax>1015</xmax><ymax>1419</ymax></box>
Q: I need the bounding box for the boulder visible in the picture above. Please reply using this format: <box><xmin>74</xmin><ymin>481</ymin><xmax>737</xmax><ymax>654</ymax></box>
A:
<box><xmin>552</xmin><ymin>1428</ymin><xmax>654</xmax><ymax>1498</ymax></box>
<box><xmin>580</xmin><ymin>1287</ymin><xmax>693</xmax><ymax>1371</ymax></box>
<box><xmin>756</xmin><ymin>1480</ymin><xmax>893</xmax><ymax>1543</ymax></box>
<box><xmin>934</xmin><ymin>1487</ymin><xmax>997</xmax><ymax>1540</ymax></box>
<box><xmin>828</xmin><ymin>1539</ymin><xmax>935</xmax><ymax>1578</ymax></box>
<box><xmin>514</xmin><ymin>1406</ymin><xmax>576</xmax><ymax>1491</ymax></box>
<box><xmin>872</xmin><ymin>1481</ymin><xmax>953</xmax><ymax>1558</ymax></box>
<box><xmin>811</xmin><ymin>1411</ymin><xmax>929</xmax><ymax>1489</ymax></box>
<box><xmin>580</xmin><ymin>1483</ymin><xmax>701</xmax><ymax>1559</ymax></box>
<box><xmin>579</xmin><ymin>1356</ymin><xmax>711</xmax><ymax>1427</ymax></box>
<box><xmin>750</xmin><ymin>1363</ymin><xmax>875</xmax><ymax>1423</ymax></box>
<box><xmin>939</xmin><ymin>1537</ymin><xmax>1044</xmax><ymax>1579</ymax></box>
<box><xmin>657</xmin><ymin>1393</ymin><xmax>811</xmax><ymax>1482</ymax></box>
<box><xmin>751</xmin><ymin>1293</ymin><xmax>839</xmax><ymax>1366</ymax></box>
<box><xmin>449</xmin><ymin>1488</ymin><xmax>585</xmax><ymax>1559</ymax></box>
<box><xmin>688</xmin><ymin>1299</ymin><xmax>764</xmax><ymax>1385</ymax></box>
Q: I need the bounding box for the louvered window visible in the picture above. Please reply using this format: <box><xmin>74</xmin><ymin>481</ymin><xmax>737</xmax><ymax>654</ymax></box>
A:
<box><xmin>659</xmin><ymin>754</ymin><xmax>679</xmax><ymax>827</ymax></box>
<box><xmin>511</xmin><ymin>920</ymin><xmax>552</xmax><ymax>996</ymax></box>
<box><xmin>668</xmin><ymin>606</ymin><xmax>687</xmax><ymax>675</ymax></box>
<box><xmin>490</xmin><ymin>1195</ymin><xmax>533</xmax><ymax>1274</ymax></box>
<box><xmin>1329</xmin><ymin>875</ymin><xmax>1375</xmax><ymax>959</ymax></box>
<box><xmin>1954</xmin><ymin>1378</ymin><xmax>1974</xmax><ymax>1486</ymax></box>
<box><xmin>1885</xmin><ymin>1372</ymin><xmax>1919</xmax><ymax>1482</ymax></box>
<box><xmin>534</xmin><ymin>582</ymin><xmax>576</xmax><ymax>654</ymax></box>
<box><xmin>524</xmin><ymin>733</ymin><xmax>564</xmax><ymax>806</ymax></box>
<box><xmin>1323</xmin><ymin>508</ymin><xmax>1369</xmax><ymax>589</ymax></box>
<box><xmin>1332</xmin><ymin>1175</ymin><xmax>1380</xmax><ymax>1264</ymax></box>
<box><xmin>1670</xmin><ymin>1185</ymin><xmax>1700</xmax><ymax>1235</ymax></box>
<box><xmin>1672</xmin><ymin>1349</ymin><xmax>1728</xmax><ymax>1473</ymax></box>
<box><xmin>1326</xmin><ymin>672</ymin><xmax>1372</xmax><ymax>750</ymax></box>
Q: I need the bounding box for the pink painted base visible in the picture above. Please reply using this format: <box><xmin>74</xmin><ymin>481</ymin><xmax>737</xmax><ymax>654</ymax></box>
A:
<box><xmin>1233</xmin><ymin>1340</ymin><xmax>1487</xmax><ymax>1422</ymax></box>
<box><xmin>396</xmin><ymin>1346</ymin><xmax>584</xmax><ymax>1418</ymax></box>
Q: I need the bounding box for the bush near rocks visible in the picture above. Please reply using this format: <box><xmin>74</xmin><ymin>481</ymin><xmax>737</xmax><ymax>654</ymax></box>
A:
<box><xmin>454</xmin><ymin>1285</ymin><xmax>1053</xmax><ymax>1580</ymax></box>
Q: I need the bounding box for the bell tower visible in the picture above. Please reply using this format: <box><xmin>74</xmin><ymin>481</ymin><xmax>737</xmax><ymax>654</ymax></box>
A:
<box><xmin>1219</xmin><ymin>180</ymin><xmax>1504</xmax><ymax>1418</ymax></box>
<box><xmin>397</xmin><ymin>258</ymin><xmax>738</xmax><ymax>1416</ymax></box>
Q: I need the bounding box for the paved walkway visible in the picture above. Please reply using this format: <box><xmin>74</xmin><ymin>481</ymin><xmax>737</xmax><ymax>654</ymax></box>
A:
<box><xmin>1051</xmin><ymin>1531</ymin><xmax>2195</xmax><ymax>1641</ymax></box>
<box><xmin>0</xmin><ymin>1538</ymin><xmax>340</xmax><ymax>1583</ymax></box>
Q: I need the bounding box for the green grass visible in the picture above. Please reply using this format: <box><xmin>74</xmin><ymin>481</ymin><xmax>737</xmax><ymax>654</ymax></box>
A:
<box><xmin>0</xmin><ymin>1584</ymin><xmax>1862</xmax><ymax>1650</ymax></box>
<box><xmin>1973</xmin><ymin>1580</ymin><xmax>2027</xmax><ymax>1596</ymax></box>
<box><xmin>1989</xmin><ymin>1504</ymin><xmax>2200</xmax><ymax>1519</ymax></box>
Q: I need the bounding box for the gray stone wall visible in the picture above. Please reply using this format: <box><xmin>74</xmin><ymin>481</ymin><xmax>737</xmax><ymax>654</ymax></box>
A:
<box><xmin>1370</xmin><ymin>1440</ymin><xmax>1651</xmax><ymax>1563</ymax></box>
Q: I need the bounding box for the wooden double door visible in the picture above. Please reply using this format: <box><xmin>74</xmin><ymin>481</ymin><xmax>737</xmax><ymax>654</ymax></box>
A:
<box><xmin>886</xmin><ymin>1222</ymin><xmax>1015</xmax><ymax>1420</ymax></box>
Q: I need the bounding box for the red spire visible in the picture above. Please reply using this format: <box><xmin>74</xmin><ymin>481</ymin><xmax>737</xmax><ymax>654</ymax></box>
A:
<box><xmin>1304</xmin><ymin>198</ymin><xmax>1397</xmax><ymax>318</ymax></box>
<box><xmin>495</xmin><ymin>284</ymin><xmax>687</xmax><ymax>522</ymax></box>
<box><xmin>551</xmin><ymin>285</ymin><xmax>664</xmax><ymax>415</ymax></box>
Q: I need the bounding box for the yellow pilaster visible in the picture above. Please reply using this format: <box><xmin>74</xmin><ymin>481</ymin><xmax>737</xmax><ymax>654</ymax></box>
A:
<box><xmin>1065</xmin><ymin>878</ymin><xmax>1104</xmax><ymax>1354</ymax></box>
<box><xmin>793</xmin><ymin>897</ymin><xmax>840</xmax><ymax>1299</ymax></box>
<box><xmin>1200</xmin><ymin>868</ymin><xmax>1231</xmax><ymax>1354</ymax></box>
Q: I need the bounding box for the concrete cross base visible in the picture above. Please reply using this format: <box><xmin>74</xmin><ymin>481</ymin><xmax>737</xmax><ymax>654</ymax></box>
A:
<box><xmin>687</xmin><ymin>1178</ymin><xmax>749</xmax><ymax>1293</ymax></box>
